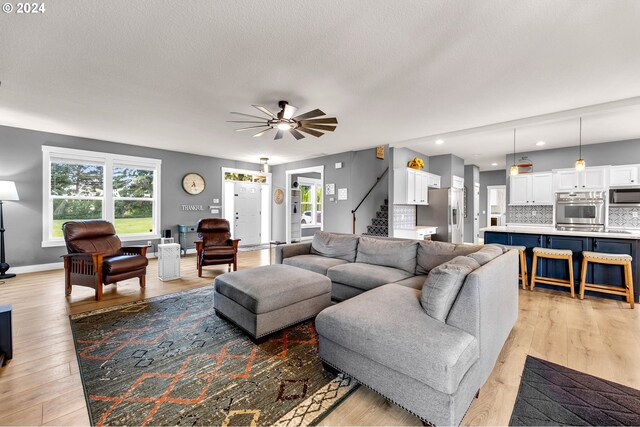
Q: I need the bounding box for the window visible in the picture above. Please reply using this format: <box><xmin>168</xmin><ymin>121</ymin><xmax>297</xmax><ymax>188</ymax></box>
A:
<box><xmin>43</xmin><ymin>146</ymin><xmax>161</xmax><ymax>246</ymax></box>
<box><xmin>299</xmin><ymin>178</ymin><xmax>322</xmax><ymax>227</ymax></box>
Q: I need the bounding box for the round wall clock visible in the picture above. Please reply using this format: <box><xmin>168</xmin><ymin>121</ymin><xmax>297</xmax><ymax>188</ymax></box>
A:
<box><xmin>182</xmin><ymin>173</ymin><xmax>206</xmax><ymax>195</ymax></box>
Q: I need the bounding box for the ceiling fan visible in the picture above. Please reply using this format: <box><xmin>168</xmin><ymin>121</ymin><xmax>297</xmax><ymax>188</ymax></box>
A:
<box><xmin>228</xmin><ymin>101</ymin><xmax>338</xmax><ymax>140</ymax></box>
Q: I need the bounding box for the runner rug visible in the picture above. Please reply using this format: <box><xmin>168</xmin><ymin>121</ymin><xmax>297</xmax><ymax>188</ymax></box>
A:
<box><xmin>509</xmin><ymin>355</ymin><xmax>640</xmax><ymax>425</ymax></box>
<box><xmin>70</xmin><ymin>287</ymin><xmax>357</xmax><ymax>426</ymax></box>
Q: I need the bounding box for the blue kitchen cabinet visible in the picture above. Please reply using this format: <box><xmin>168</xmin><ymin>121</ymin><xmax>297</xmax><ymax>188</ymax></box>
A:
<box><xmin>484</xmin><ymin>231</ymin><xmax>508</xmax><ymax>245</ymax></box>
<box><xmin>544</xmin><ymin>235</ymin><xmax>591</xmax><ymax>294</ymax></box>
<box><xmin>509</xmin><ymin>233</ymin><xmax>544</xmax><ymax>281</ymax></box>
<box><xmin>590</xmin><ymin>238</ymin><xmax>638</xmax><ymax>301</ymax></box>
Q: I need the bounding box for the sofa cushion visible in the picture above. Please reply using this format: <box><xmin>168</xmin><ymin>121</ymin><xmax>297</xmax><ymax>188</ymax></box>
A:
<box><xmin>393</xmin><ymin>274</ymin><xmax>427</xmax><ymax>289</ymax></box>
<box><xmin>310</xmin><ymin>231</ymin><xmax>360</xmax><ymax>262</ymax></box>
<box><xmin>355</xmin><ymin>236</ymin><xmax>418</xmax><ymax>274</ymax></box>
<box><xmin>416</xmin><ymin>240</ymin><xmax>482</xmax><ymax>275</ymax></box>
<box><xmin>421</xmin><ymin>256</ymin><xmax>479</xmax><ymax>322</ymax></box>
<box><xmin>103</xmin><ymin>255</ymin><xmax>148</xmax><ymax>275</ymax></box>
<box><xmin>283</xmin><ymin>254</ymin><xmax>349</xmax><ymax>275</ymax></box>
<box><xmin>316</xmin><ymin>284</ymin><xmax>479</xmax><ymax>395</ymax></box>
<box><xmin>327</xmin><ymin>263</ymin><xmax>413</xmax><ymax>291</ymax></box>
<box><xmin>214</xmin><ymin>264</ymin><xmax>330</xmax><ymax>314</ymax></box>
<box><xmin>468</xmin><ymin>244</ymin><xmax>504</xmax><ymax>266</ymax></box>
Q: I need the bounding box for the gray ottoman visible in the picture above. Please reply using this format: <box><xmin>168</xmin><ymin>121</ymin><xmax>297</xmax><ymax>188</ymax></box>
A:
<box><xmin>213</xmin><ymin>264</ymin><xmax>332</xmax><ymax>341</ymax></box>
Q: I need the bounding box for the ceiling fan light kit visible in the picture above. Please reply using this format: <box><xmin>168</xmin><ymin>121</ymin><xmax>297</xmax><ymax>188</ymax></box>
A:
<box><xmin>229</xmin><ymin>101</ymin><xmax>338</xmax><ymax>140</ymax></box>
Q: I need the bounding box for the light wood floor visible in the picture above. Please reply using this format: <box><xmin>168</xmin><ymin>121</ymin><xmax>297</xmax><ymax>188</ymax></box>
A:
<box><xmin>0</xmin><ymin>250</ymin><xmax>638</xmax><ymax>426</ymax></box>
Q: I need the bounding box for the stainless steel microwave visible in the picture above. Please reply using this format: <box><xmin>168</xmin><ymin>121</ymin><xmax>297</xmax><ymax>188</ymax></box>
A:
<box><xmin>610</xmin><ymin>187</ymin><xmax>640</xmax><ymax>206</ymax></box>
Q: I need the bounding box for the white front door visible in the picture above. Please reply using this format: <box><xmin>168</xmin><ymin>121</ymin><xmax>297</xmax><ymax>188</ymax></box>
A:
<box><xmin>234</xmin><ymin>182</ymin><xmax>262</xmax><ymax>245</ymax></box>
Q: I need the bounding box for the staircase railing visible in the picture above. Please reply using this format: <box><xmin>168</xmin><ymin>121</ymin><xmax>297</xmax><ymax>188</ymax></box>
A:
<box><xmin>351</xmin><ymin>167</ymin><xmax>389</xmax><ymax>234</ymax></box>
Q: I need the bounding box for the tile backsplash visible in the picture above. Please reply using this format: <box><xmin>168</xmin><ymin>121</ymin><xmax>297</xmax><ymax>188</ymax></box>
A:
<box><xmin>393</xmin><ymin>205</ymin><xmax>417</xmax><ymax>229</ymax></box>
<box><xmin>507</xmin><ymin>205</ymin><xmax>553</xmax><ymax>224</ymax></box>
<box><xmin>609</xmin><ymin>207</ymin><xmax>640</xmax><ymax>229</ymax></box>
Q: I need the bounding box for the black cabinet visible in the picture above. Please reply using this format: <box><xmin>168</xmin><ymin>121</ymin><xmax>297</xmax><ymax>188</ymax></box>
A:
<box><xmin>590</xmin><ymin>238</ymin><xmax>638</xmax><ymax>301</ymax></box>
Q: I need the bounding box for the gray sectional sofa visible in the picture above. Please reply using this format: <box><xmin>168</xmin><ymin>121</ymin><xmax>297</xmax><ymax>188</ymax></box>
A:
<box><xmin>276</xmin><ymin>231</ymin><xmax>518</xmax><ymax>426</ymax></box>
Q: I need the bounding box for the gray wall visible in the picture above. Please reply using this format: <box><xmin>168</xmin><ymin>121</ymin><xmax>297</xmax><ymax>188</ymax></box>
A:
<box><xmin>479</xmin><ymin>169</ymin><xmax>507</xmax><ymax>229</ymax></box>
<box><xmin>0</xmin><ymin>125</ymin><xmax>259</xmax><ymax>267</ymax></box>
<box><xmin>464</xmin><ymin>165</ymin><xmax>480</xmax><ymax>243</ymax></box>
<box><xmin>271</xmin><ymin>145</ymin><xmax>389</xmax><ymax>240</ymax></box>
<box><xmin>429</xmin><ymin>154</ymin><xmax>464</xmax><ymax>188</ymax></box>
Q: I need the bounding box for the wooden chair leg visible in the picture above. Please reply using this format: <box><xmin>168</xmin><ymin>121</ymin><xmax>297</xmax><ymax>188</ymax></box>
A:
<box><xmin>519</xmin><ymin>251</ymin><xmax>527</xmax><ymax>290</ymax></box>
<box><xmin>568</xmin><ymin>255</ymin><xmax>575</xmax><ymax>298</ymax></box>
<box><xmin>198</xmin><ymin>264</ymin><xmax>202</xmax><ymax>278</ymax></box>
<box><xmin>579</xmin><ymin>258</ymin><xmax>589</xmax><ymax>300</ymax></box>
<box><xmin>233</xmin><ymin>256</ymin><xmax>238</xmax><ymax>272</ymax></box>
<box><xmin>625</xmin><ymin>261</ymin><xmax>634</xmax><ymax>309</ymax></box>
<box><xmin>530</xmin><ymin>254</ymin><xmax>538</xmax><ymax>291</ymax></box>
<box><xmin>139</xmin><ymin>275</ymin><xmax>146</xmax><ymax>288</ymax></box>
<box><xmin>95</xmin><ymin>283</ymin><xmax>103</xmax><ymax>301</ymax></box>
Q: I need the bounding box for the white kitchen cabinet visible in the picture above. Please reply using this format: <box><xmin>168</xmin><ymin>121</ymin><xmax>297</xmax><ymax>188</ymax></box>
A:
<box><xmin>426</xmin><ymin>173</ymin><xmax>441</xmax><ymax>188</ymax></box>
<box><xmin>530</xmin><ymin>173</ymin><xmax>554</xmax><ymax>204</ymax></box>
<box><xmin>553</xmin><ymin>167</ymin><xmax>608</xmax><ymax>191</ymax></box>
<box><xmin>610</xmin><ymin>165</ymin><xmax>639</xmax><ymax>187</ymax></box>
<box><xmin>452</xmin><ymin>175</ymin><xmax>464</xmax><ymax>189</ymax></box>
<box><xmin>394</xmin><ymin>226</ymin><xmax>437</xmax><ymax>239</ymax></box>
<box><xmin>393</xmin><ymin>168</ymin><xmax>429</xmax><ymax>205</ymax></box>
<box><xmin>509</xmin><ymin>172</ymin><xmax>554</xmax><ymax>206</ymax></box>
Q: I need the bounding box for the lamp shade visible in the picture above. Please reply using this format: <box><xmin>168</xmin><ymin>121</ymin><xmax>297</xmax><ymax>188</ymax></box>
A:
<box><xmin>0</xmin><ymin>181</ymin><xmax>19</xmax><ymax>201</ymax></box>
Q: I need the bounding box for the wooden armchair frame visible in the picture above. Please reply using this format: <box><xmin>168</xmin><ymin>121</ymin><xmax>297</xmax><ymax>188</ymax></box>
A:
<box><xmin>62</xmin><ymin>245</ymin><xmax>148</xmax><ymax>301</ymax></box>
<box><xmin>195</xmin><ymin>239</ymin><xmax>240</xmax><ymax>276</ymax></box>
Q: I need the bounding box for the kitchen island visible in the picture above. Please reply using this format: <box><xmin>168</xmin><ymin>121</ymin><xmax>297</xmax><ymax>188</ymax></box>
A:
<box><xmin>481</xmin><ymin>226</ymin><xmax>640</xmax><ymax>302</ymax></box>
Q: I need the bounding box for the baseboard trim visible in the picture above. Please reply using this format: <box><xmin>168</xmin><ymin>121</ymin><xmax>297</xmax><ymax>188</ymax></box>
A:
<box><xmin>8</xmin><ymin>249</ymin><xmax>198</xmax><ymax>275</ymax></box>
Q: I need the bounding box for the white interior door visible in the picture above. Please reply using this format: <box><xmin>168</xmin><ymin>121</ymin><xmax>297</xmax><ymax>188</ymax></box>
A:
<box><xmin>234</xmin><ymin>182</ymin><xmax>262</xmax><ymax>245</ymax></box>
<box><xmin>473</xmin><ymin>183</ymin><xmax>480</xmax><ymax>244</ymax></box>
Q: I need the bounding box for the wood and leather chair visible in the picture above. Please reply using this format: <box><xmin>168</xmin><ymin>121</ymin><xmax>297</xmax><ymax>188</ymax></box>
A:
<box><xmin>62</xmin><ymin>220</ymin><xmax>149</xmax><ymax>301</ymax></box>
<box><xmin>195</xmin><ymin>218</ymin><xmax>240</xmax><ymax>277</ymax></box>
<box><xmin>579</xmin><ymin>251</ymin><xmax>634</xmax><ymax>309</ymax></box>
<box><xmin>530</xmin><ymin>247</ymin><xmax>575</xmax><ymax>298</ymax></box>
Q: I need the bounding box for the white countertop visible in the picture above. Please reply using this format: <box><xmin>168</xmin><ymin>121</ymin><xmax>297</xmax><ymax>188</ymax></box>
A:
<box><xmin>480</xmin><ymin>225</ymin><xmax>640</xmax><ymax>240</ymax></box>
<box><xmin>396</xmin><ymin>225</ymin><xmax>438</xmax><ymax>231</ymax></box>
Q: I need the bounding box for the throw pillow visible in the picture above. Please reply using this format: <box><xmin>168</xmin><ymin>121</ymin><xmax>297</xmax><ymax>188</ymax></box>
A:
<box><xmin>416</xmin><ymin>240</ymin><xmax>482</xmax><ymax>274</ymax></box>
<box><xmin>310</xmin><ymin>231</ymin><xmax>359</xmax><ymax>262</ymax></box>
<box><xmin>355</xmin><ymin>236</ymin><xmax>418</xmax><ymax>274</ymax></box>
<box><xmin>468</xmin><ymin>244</ymin><xmax>504</xmax><ymax>266</ymax></box>
<box><xmin>421</xmin><ymin>260</ymin><xmax>475</xmax><ymax>322</ymax></box>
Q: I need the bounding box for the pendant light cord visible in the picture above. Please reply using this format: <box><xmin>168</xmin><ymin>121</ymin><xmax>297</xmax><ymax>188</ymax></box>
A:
<box><xmin>513</xmin><ymin>128</ymin><xmax>516</xmax><ymax>164</ymax></box>
<box><xmin>579</xmin><ymin>117</ymin><xmax>582</xmax><ymax>159</ymax></box>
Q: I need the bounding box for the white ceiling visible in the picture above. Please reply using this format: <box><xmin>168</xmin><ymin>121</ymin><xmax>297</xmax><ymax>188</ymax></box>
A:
<box><xmin>1</xmin><ymin>0</ymin><xmax>640</xmax><ymax>167</ymax></box>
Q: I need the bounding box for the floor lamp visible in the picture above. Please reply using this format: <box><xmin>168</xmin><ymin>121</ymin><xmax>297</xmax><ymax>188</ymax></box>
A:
<box><xmin>0</xmin><ymin>181</ymin><xmax>19</xmax><ymax>280</ymax></box>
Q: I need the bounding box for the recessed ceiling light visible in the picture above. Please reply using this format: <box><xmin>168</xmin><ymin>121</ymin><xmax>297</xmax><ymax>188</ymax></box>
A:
<box><xmin>435</xmin><ymin>139</ymin><xmax>444</xmax><ymax>145</ymax></box>
<box><xmin>536</xmin><ymin>141</ymin><xmax>546</xmax><ymax>146</ymax></box>
<box><xmin>491</xmin><ymin>162</ymin><xmax>498</xmax><ymax>166</ymax></box>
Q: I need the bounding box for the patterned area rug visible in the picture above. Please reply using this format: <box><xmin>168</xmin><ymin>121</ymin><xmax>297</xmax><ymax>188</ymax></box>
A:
<box><xmin>70</xmin><ymin>287</ymin><xmax>357</xmax><ymax>426</ymax></box>
<box><xmin>510</xmin><ymin>356</ymin><xmax>640</xmax><ymax>425</ymax></box>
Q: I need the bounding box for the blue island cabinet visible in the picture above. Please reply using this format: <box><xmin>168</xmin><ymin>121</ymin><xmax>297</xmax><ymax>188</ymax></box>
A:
<box><xmin>544</xmin><ymin>235</ymin><xmax>591</xmax><ymax>295</ymax></box>
<box><xmin>509</xmin><ymin>233</ymin><xmax>544</xmax><ymax>281</ymax></box>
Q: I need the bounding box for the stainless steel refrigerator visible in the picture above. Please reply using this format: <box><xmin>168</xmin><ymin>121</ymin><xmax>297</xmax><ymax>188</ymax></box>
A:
<box><xmin>416</xmin><ymin>188</ymin><xmax>464</xmax><ymax>243</ymax></box>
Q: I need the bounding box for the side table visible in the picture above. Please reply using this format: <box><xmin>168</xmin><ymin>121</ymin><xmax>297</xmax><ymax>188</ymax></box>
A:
<box><xmin>269</xmin><ymin>240</ymin><xmax>287</xmax><ymax>265</ymax></box>
<box><xmin>158</xmin><ymin>243</ymin><xmax>181</xmax><ymax>281</ymax></box>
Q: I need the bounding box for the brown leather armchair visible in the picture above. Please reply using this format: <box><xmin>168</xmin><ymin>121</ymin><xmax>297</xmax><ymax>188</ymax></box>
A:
<box><xmin>194</xmin><ymin>218</ymin><xmax>240</xmax><ymax>277</ymax></box>
<box><xmin>62</xmin><ymin>220</ymin><xmax>149</xmax><ymax>301</ymax></box>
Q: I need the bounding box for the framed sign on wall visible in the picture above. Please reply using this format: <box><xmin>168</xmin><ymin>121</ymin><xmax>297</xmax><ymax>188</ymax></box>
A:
<box><xmin>376</xmin><ymin>146</ymin><xmax>385</xmax><ymax>160</ymax></box>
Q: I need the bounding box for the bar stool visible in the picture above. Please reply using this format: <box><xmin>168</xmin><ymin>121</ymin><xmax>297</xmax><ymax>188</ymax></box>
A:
<box><xmin>530</xmin><ymin>247</ymin><xmax>574</xmax><ymax>298</ymax></box>
<box><xmin>503</xmin><ymin>245</ymin><xmax>528</xmax><ymax>289</ymax></box>
<box><xmin>579</xmin><ymin>251</ymin><xmax>635</xmax><ymax>309</ymax></box>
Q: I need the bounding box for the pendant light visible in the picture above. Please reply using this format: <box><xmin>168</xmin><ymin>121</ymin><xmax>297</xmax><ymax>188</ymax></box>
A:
<box><xmin>510</xmin><ymin>128</ymin><xmax>519</xmax><ymax>176</ymax></box>
<box><xmin>260</xmin><ymin>157</ymin><xmax>269</xmax><ymax>173</ymax></box>
<box><xmin>575</xmin><ymin>117</ymin><xmax>586</xmax><ymax>172</ymax></box>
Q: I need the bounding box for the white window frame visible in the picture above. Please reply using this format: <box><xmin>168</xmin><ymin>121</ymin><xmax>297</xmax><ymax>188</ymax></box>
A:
<box><xmin>298</xmin><ymin>177</ymin><xmax>323</xmax><ymax>228</ymax></box>
<box><xmin>42</xmin><ymin>146</ymin><xmax>162</xmax><ymax>247</ymax></box>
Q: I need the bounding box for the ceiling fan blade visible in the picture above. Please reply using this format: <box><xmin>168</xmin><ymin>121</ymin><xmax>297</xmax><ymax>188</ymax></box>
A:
<box><xmin>300</xmin><ymin>124</ymin><xmax>336</xmax><ymax>132</ymax></box>
<box><xmin>252</xmin><ymin>105</ymin><xmax>277</xmax><ymax>118</ymax></box>
<box><xmin>282</xmin><ymin>104</ymin><xmax>298</xmax><ymax>120</ymax></box>
<box><xmin>234</xmin><ymin>125</ymin><xmax>271</xmax><ymax>132</ymax></box>
<box><xmin>274</xmin><ymin>129</ymin><xmax>284</xmax><ymax>140</ymax></box>
<box><xmin>289</xmin><ymin>128</ymin><xmax>305</xmax><ymax>140</ymax></box>
<box><xmin>252</xmin><ymin>128</ymin><xmax>274</xmax><ymax>138</ymax></box>
<box><xmin>230</xmin><ymin>112</ymin><xmax>271</xmax><ymax>120</ymax></box>
<box><xmin>300</xmin><ymin>117</ymin><xmax>338</xmax><ymax>125</ymax></box>
<box><xmin>227</xmin><ymin>120</ymin><xmax>268</xmax><ymax>124</ymax></box>
<box><xmin>297</xmin><ymin>127</ymin><xmax>324</xmax><ymax>138</ymax></box>
<box><xmin>292</xmin><ymin>109</ymin><xmax>325</xmax><ymax>121</ymax></box>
